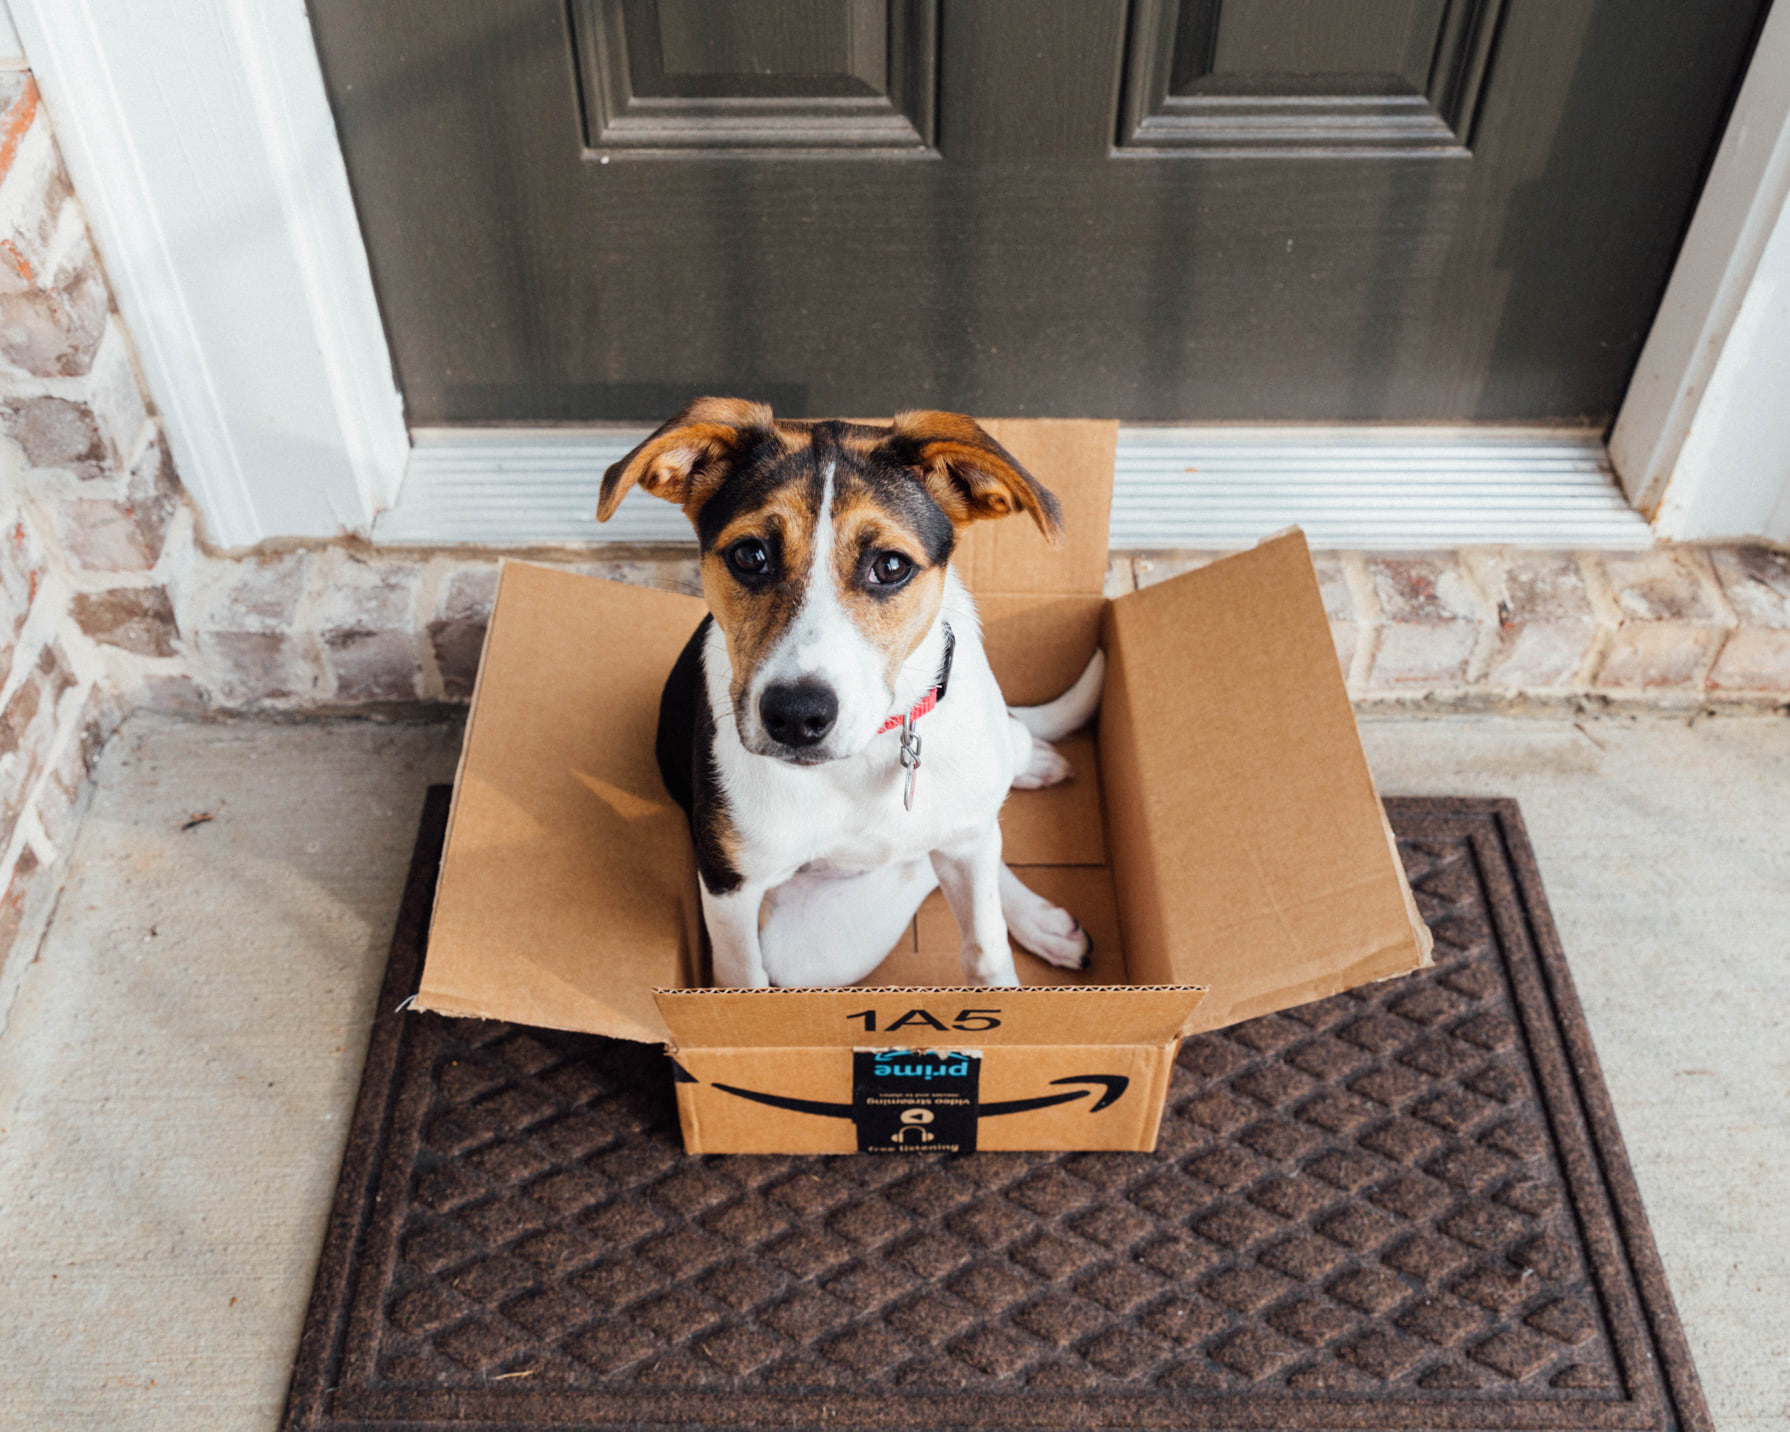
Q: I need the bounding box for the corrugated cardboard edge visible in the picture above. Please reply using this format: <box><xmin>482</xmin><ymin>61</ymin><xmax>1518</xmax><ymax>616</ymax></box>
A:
<box><xmin>1381</xmin><ymin>801</ymin><xmax>1436</xmax><ymax>969</ymax></box>
<box><xmin>1133</xmin><ymin>1037</ymin><xmax>1180</xmax><ymax>1152</ymax></box>
<box><xmin>653</xmin><ymin>984</ymin><xmax>1208</xmax><ymax>996</ymax></box>
<box><xmin>675</xmin><ymin>1072</ymin><xmax>705</xmax><ymax>1154</ymax></box>
<box><xmin>655</xmin><ymin>986</ymin><xmax>1212</xmax><ymax>1044</ymax></box>
<box><xmin>413</xmin><ymin>560</ymin><xmax>509</xmax><ymax>1024</ymax></box>
<box><xmin>655</xmin><ymin>983</ymin><xmax>1212</xmax><ymax>1052</ymax></box>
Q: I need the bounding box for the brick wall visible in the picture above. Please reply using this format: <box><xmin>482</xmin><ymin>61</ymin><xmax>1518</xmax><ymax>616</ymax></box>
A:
<box><xmin>1124</xmin><ymin>548</ymin><xmax>1790</xmax><ymax>707</ymax></box>
<box><xmin>0</xmin><ymin>74</ymin><xmax>171</xmax><ymax>961</ymax></box>
<box><xmin>168</xmin><ymin>545</ymin><xmax>1790</xmax><ymax>719</ymax></box>
<box><xmin>0</xmin><ymin>66</ymin><xmax>1786</xmax><ymax>978</ymax></box>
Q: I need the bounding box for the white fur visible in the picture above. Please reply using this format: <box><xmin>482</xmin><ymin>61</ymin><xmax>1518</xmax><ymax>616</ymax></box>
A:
<box><xmin>735</xmin><ymin>460</ymin><xmax>894</xmax><ymax>762</ymax></box>
<box><xmin>1012</xmin><ymin>647</ymin><xmax>1106</xmax><ymax>741</ymax></box>
<box><xmin>699</xmin><ymin>567</ymin><xmax>1104</xmax><ymax>989</ymax></box>
<box><xmin>1008</xmin><ymin>648</ymin><xmax>1104</xmax><ymax>789</ymax></box>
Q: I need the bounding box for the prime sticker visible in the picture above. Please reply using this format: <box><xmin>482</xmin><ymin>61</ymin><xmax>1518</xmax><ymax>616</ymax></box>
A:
<box><xmin>851</xmin><ymin>1048</ymin><xmax>981</xmax><ymax>1153</ymax></box>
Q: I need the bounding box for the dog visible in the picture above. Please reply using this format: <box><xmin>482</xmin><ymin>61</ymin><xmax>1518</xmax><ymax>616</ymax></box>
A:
<box><xmin>598</xmin><ymin>399</ymin><xmax>1104</xmax><ymax>990</ymax></box>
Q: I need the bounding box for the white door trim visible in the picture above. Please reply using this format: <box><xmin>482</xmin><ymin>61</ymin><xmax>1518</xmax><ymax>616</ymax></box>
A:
<box><xmin>7</xmin><ymin>0</ymin><xmax>406</xmax><ymax>551</ymax></box>
<box><xmin>1609</xmin><ymin>0</ymin><xmax>1790</xmax><ymax>544</ymax></box>
<box><xmin>8</xmin><ymin>1</ymin><xmax>1781</xmax><ymax>549</ymax></box>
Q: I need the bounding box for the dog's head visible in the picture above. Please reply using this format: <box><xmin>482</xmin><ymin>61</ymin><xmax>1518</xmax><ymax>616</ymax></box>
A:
<box><xmin>599</xmin><ymin>398</ymin><xmax>1063</xmax><ymax>765</ymax></box>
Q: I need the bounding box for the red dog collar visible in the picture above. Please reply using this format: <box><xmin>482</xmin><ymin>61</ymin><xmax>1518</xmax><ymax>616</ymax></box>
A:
<box><xmin>876</xmin><ymin>623</ymin><xmax>956</xmax><ymax>734</ymax></box>
<box><xmin>878</xmin><ymin>623</ymin><xmax>955</xmax><ymax>812</ymax></box>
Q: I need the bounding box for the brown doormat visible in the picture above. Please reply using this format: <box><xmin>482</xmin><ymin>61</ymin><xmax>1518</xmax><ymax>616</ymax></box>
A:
<box><xmin>284</xmin><ymin>791</ymin><xmax>1709</xmax><ymax>1431</ymax></box>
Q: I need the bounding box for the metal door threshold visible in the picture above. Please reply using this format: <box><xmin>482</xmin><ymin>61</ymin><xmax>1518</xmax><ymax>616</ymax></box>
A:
<box><xmin>374</xmin><ymin>426</ymin><xmax>1654</xmax><ymax>550</ymax></box>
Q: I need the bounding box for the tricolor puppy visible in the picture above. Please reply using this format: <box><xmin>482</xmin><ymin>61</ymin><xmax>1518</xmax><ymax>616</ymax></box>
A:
<box><xmin>598</xmin><ymin>399</ymin><xmax>1105</xmax><ymax>990</ymax></box>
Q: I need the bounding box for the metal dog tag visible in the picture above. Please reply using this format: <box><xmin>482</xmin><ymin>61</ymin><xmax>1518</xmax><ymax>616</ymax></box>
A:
<box><xmin>899</xmin><ymin>716</ymin><xmax>922</xmax><ymax>811</ymax></box>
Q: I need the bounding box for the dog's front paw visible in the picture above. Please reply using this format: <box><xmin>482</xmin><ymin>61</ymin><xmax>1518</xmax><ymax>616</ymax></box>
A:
<box><xmin>1012</xmin><ymin>738</ymin><xmax>1073</xmax><ymax>790</ymax></box>
<box><xmin>961</xmin><ymin>945</ymin><xmax>1022</xmax><ymax>987</ymax></box>
<box><xmin>1007</xmin><ymin>900</ymin><xmax>1093</xmax><ymax>971</ymax></box>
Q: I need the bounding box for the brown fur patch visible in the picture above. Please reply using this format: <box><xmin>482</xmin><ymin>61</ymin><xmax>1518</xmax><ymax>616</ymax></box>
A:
<box><xmin>597</xmin><ymin>397</ymin><xmax>774</xmax><ymax>521</ymax></box>
<box><xmin>827</xmin><ymin>480</ymin><xmax>950</xmax><ymax>689</ymax></box>
<box><xmin>768</xmin><ymin>421</ymin><xmax>814</xmax><ymax>451</ymax></box>
<box><xmin>701</xmin><ymin>481</ymin><xmax>821</xmax><ymax>711</ymax></box>
<box><xmin>889</xmin><ymin>410</ymin><xmax>1064</xmax><ymax>542</ymax></box>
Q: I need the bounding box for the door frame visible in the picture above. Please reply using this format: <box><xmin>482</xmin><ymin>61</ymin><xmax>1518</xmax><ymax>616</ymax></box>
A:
<box><xmin>8</xmin><ymin>0</ymin><xmax>1786</xmax><ymax>549</ymax></box>
<box><xmin>1607</xmin><ymin>0</ymin><xmax>1790</xmax><ymax>543</ymax></box>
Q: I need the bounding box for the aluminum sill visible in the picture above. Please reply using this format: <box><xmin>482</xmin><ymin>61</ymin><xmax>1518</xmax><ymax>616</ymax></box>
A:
<box><xmin>372</xmin><ymin>426</ymin><xmax>1655</xmax><ymax>551</ymax></box>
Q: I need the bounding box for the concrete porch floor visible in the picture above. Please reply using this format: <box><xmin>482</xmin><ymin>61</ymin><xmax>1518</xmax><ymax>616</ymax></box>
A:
<box><xmin>0</xmin><ymin>712</ymin><xmax>1784</xmax><ymax>1431</ymax></box>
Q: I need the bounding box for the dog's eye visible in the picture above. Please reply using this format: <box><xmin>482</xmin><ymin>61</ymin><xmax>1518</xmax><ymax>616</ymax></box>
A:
<box><xmin>726</xmin><ymin>540</ymin><xmax>771</xmax><ymax>579</ymax></box>
<box><xmin>867</xmin><ymin>551</ymin><xmax>915</xmax><ymax>587</ymax></box>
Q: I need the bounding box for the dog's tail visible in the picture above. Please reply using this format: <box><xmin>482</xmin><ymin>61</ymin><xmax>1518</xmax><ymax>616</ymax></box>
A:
<box><xmin>1008</xmin><ymin>649</ymin><xmax>1105</xmax><ymax>743</ymax></box>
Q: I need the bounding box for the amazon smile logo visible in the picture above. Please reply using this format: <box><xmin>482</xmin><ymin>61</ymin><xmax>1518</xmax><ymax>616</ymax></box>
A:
<box><xmin>708</xmin><ymin>1073</ymin><xmax>1130</xmax><ymax>1119</ymax></box>
<box><xmin>689</xmin><ymin>1049</ymin><xmax>1129</xmax><ymax>1154</ymax></box>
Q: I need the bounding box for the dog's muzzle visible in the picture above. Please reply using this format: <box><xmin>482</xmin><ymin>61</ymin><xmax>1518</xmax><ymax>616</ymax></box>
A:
<box><xmin>757</xmin><ymin>680</ymin><xmax>839</xmax><ymax>755</ymax></box>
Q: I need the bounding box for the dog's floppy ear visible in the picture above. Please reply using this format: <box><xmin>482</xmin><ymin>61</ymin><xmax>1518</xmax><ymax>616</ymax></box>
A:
<box><xmin>598</xmin><ymin>397</ymin><xmax>774</xmax><ymax>521</ymax></box>
<box><xmin>884</xmin><ymin>410</ymin><xmax>1064</xmax><ymax>543</ymax></box>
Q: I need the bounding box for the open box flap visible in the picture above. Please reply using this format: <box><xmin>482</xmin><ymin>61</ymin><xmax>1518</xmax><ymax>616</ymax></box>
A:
<box><xmin>418</xmin><ymin>562</ymin><xmax>705</xmax><ymax>1044</ymax></box>
<box><xmin>953</xmin><ymin>419</ymin><xmax>1115</xmax><ymax>599</ymax></box>
<box><xmin>958</xmin><ymin>419</ymin><xmax>1116</xmax><ymax>706</ymax></box>
<box><xmin>1099</xmin><ymin>530</ymin><xmax>1432</xmax><ymax>1031</ymax></box>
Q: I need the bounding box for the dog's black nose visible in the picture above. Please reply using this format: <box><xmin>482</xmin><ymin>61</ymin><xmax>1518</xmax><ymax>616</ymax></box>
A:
<box><xmin>759</xmin><ymin>681</ymin><xmax>838</xmax><ymax>748</ymax></box>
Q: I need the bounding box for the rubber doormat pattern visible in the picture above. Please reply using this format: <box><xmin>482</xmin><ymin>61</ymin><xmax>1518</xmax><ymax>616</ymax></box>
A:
<box><xmin>284</xmin><ymin>792</ymin><xmax>1709</xmax><ymax>1430</ymax></box>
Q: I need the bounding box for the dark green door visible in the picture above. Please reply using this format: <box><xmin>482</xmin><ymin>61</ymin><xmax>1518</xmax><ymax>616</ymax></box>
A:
<box><xmin>310</xmin><ymin>0</ymin><xmax>1768</xmax><ymax>424</ymax></box>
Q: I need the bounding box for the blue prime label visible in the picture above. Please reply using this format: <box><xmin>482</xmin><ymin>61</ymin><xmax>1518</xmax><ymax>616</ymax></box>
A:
<box><xmin>852</xmin><ymin>1049</ymin><xmax>981</xmax><ymax>1154</ymax></box>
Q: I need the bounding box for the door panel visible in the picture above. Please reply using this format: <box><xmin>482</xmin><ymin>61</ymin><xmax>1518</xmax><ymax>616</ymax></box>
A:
<box><xmin>1203</xmin><ymin>0</ymin><xmax>1446</xmax><ymax>77</ymax></box>
<box><xmin>572</xmin><ymin>0</ymin><xmax>938</xmax><ymax>152</ymax></box>
<box><xmin>310</xmin><ymin>0</ymin><xmax>1768</xmax><ymax>425</ymax></box>
<box><xmin>1121</xmin><ymin>0</ymin><xmax>1504</xmax><ymax>149</ymax></box>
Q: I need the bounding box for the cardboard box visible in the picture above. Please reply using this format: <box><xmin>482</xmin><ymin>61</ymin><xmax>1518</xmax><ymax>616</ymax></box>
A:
<box><xmin>416</xmin><ymin>420</ymin><xmax>1432</xmax><ymax>1155</ymax></box>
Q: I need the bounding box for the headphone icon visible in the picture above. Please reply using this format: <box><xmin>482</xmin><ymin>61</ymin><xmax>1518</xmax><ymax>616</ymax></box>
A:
<box><xmin>891</xmin><ymin>1107</ymin><xmax>936</xmax><ymax>1143</ymax></box>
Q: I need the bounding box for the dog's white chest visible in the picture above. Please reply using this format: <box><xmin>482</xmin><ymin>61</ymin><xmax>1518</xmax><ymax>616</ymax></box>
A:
<box><xmin>737</xmin><ymin>724</ymin><xmax>1001</xmax><ymax>879</ymax></box>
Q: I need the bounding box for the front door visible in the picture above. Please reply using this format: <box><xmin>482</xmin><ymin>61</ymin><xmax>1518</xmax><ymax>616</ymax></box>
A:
<box><xmin>310</xmin><ymin>0</ymin><xmax>1768</xmax><ymax>424</ymax></box>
